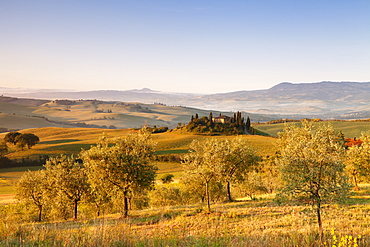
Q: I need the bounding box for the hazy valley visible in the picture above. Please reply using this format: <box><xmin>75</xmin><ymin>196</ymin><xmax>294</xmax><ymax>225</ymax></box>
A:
<box><xmin>3</xmin><ymin>81</ymin><xmax>370</xmax><ymax>120</ymax></box>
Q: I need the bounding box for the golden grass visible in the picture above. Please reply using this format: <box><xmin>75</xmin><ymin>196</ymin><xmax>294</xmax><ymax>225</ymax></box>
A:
<box><xmin>156</xmin><ymin>162</ymin><xmax>183</xmax><ymax>175</ymax></box>
<box><xmin>0</xmin><ymin>194</ymin><xmax>16</xmax><ymax>205</ymax></box>
<box><xmin>1</xmin><ymin>194</ymin><xmax>369</xmax><ymax>246</ymax></box>
<box><xmin>1</xmin><ymin>127</ymin><xmax>277</xmax><ymax>160</ymax></box>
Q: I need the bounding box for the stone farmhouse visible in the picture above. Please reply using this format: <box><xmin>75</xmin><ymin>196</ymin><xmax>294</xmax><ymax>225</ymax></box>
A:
<box><xmin>212</xmin><ymin>115</ymin><xmax>232</xmax><ymax>124</ymax></box>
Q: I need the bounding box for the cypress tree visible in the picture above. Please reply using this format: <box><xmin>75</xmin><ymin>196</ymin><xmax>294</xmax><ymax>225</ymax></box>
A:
<box><xmin>236</xmin><ymin>111</ymin><xmax>242</xmax><ymax>126</ymax></box>
<box><xmin>195</xmin><ymin>113</ymin><xmax>199</xmax><ymax>119</ymax></box>
<box><xmin>246</xmin><ymin>116</ymin><xmax>251</xmax><ymax>132</ymax></box>
<box><xmin>209</xmin><ymin>112</ymin><xmax>213</xmax><ymax>123</ymax></box>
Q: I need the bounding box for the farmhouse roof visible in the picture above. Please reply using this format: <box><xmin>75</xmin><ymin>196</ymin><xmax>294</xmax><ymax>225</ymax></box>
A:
<box><xmin>344</xmin><ymin>138</ymin><xmax>363</xmax><ymax>147</ymax></box>
<box><xmin>213</xmin><ymin>115</ymin><xmax>231</xmax><ymax>119</ymax></box>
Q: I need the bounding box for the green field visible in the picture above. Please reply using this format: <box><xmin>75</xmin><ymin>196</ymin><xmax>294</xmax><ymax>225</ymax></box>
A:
<box><xmin>253</xmin><ymin>120</ymin><xmax>370</xmax><ymax>138</ymax></box>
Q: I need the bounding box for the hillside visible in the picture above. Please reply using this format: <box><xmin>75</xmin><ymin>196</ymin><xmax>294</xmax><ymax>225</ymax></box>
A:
<box><xmin>0</xmin><ymin>127</ymin><xmax>276</xmax><ymax>161</ymax></box>
<box><xmin>2</xmin><ymin>81</ymin><xmax>370</xmax><ymax>118</ymax></box>
<box><xmin>253</xmin><ymin>120</ymin><xmax>370</xmax><ymax>138</ymax></box>
<box><xmin>0</xmin><ymin>96</ymin><xmax>217</xmax><ymax>130</ymax></box>
<box><xmin>0</xmin><ymin>96</ymin><xmax>281</xmax><ymax>131</ymax></box>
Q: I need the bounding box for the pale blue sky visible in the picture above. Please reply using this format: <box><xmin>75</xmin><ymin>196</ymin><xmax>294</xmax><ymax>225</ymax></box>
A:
<box><xmin>1</xmin><ymin>0</ymin><xmax>369</xmax><ymax>93</ymax></box>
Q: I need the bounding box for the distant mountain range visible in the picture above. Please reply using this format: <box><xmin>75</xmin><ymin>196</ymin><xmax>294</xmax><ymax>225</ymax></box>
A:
<box><xmin>2</xmin><ymin>81</ymin><xmax>370</xmax><ymax>119</ymax></box>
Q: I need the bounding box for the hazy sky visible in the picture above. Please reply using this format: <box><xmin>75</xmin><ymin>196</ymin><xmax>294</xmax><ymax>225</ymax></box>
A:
<box><xmin>1</xmin><ymin>1</ymin><xmax>369</xmax><ymax>94</ymax></box>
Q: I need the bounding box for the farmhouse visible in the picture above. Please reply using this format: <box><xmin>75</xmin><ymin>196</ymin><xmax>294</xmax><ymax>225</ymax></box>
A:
<box><xmin>213</xmin><ymin>115</ymin><xmax>232</xmax><ymax>124</ymax></box>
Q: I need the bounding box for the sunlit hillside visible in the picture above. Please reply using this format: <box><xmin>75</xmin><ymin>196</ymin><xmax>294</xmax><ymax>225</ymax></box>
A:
<box><xmin>0</xmin><ymin>127</ymin><xmax>277</xmax><ymax>160</ymax></box>
<box><xmin>0</xmin><ymin>96</ymin><xmax>226</xmax><ymax>130</ymax></box>
<box><xmin>254</xmin><ymin>120</ymin><xmax>370</xmax><ymax>138</ymax></box>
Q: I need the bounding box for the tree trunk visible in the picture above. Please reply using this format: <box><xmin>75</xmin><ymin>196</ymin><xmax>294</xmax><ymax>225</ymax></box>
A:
<box><xmin>353</xmin><ymin>175</ymin><xmax>360</xmax><ymax>191</ymax></box>
<box><xmin>226</xmin><ymin>181</ymin><xmax>233</xmax><ymax>202</ymax></box>
<box><xmin>123</xmin><ymin>195</ymin><xmax>129</xmax><ymax>218</ymax></box>
<box><xmin>38</xmin><ymin>205</ymin><xmax>42</xmax><ymax>222</ymax></box>
<box><xmin>74</xmin><ymin>199</ymin><xmax>78</xmax><ymax>220</ymax></box>
<box><xmin>205</xmin><ymin>181</ymin><xmax>211</xmax><ymax>213</ymax></box>
<box><xmin>316</xmin><ymin>201</ymin><xmax>323</xmax><ymax>244</ymax></box>
<box><xmin>94</xmin><ymin>202</ymin><xmax>101</xmax><ymax>217</ymax></box>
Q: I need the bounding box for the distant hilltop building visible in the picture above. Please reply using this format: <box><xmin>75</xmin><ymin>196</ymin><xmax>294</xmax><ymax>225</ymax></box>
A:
<box><xmin>212</xmin><ymin>115</ymin><xmax>232</xmax><ymax>124</ymax></box>
<box><xmin>185</xmin><ymin>111</ymin><xmax>254</xmax><ymax>135</ymax></box>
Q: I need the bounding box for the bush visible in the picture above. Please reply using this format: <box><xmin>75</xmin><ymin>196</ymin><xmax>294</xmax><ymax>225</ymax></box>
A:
<box><xmin>149</xmin><ymin>185</ymin><xmax>184</xmax><ymax>207</ymax></box>
<box><xmin>161</xmin><ymin>174</ymin><xmax>174</xmax><ymax>184</ymax></box>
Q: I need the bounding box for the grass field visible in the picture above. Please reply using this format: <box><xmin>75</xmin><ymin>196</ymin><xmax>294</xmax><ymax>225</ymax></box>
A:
<box><xmin>1</xmin><ymin>127</ymin><xmax>277</xmax><ymax>159</ymax></box>
<box><xmin>0</xmin><ymin>185</ymin><xmax>369</xmax><ymax>246</ymax></box>
<box><xmin>253</xmin><ymin>120</ymin><xmax>370</xmax><ymax>138</ymax></box>
<box><xmin>1</xmin><ymin>127</ymin><xmax>370</xmax><ymax>246</ymax></box>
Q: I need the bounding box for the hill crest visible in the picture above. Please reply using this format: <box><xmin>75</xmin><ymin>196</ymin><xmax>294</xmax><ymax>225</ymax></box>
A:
<box><xmin>2</xmin><ymin>81</ymin><xmax>370</xmax><ymax>122</ymax></box>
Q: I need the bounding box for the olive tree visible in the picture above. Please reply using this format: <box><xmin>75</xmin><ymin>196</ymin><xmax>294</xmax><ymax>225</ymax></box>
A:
<box><xmin>183</xmin><ymin>138</ymin><xmax>260</xmax><ymax>209</ymax></box>
<box><xmin>16</xmin><ymin>170</ymin><xmax>48</xmax><ymax>222</ymax></box>
<box><xmin>44</xmin><ymin>155</ymin><xmax>89</xmax><ymax>220</ymax></box>
<box><xmin>182</xmin><ymin>139</ymin><xmax>226</xmax><ymax>212</ymax></box>
<box><xmin>80</xmin><ymin>131</ymin><xmax>157</xmax><ymax>218</ymax></box>
<box><xmin>276</xmin><ymin>121</ymin><xmax>350</xmax><ymax>241</ymax></box>
<box><xmin>221</xmin><ymin>138</ymin><xmax>260</xmax><ymax>202</ymax></box>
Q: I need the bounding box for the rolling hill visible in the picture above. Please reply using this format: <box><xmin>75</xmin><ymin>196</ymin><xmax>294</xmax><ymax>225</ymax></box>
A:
<box><xmin>2</xmin><ymin>81</ymin><xmax>370</xmax><ymax>118</ymax></box>
<box><xmin>0</xmin><ymin>96</ymin><xmax>280</xmax><ymax>131</ymax></box>
<box><xmin>254</xmin><ymin>120</ymin><xmax>370</xmax><ymax>138</ymax></box>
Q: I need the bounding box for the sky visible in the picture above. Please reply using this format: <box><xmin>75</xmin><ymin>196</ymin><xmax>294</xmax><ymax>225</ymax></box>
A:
<box><xmin>1</xmin><ymin>0</ymin><xmax>369</xmax><ymax>94</ymax></box>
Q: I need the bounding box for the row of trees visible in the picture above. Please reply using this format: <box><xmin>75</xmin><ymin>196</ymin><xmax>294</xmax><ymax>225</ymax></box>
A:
<box><xmin>17</xmin><ymin>130</ymin><xmax>157</xmax><ymax>221</ymax></box>
<box><xmin>16</xmin><ymin>131</ymin><xmax>268</xmax><ymax>221</ymax></box>
<box><xmin>178</xmin><ymin>121</ymin><xmax>370</xmax><ymax>241</ymax></box>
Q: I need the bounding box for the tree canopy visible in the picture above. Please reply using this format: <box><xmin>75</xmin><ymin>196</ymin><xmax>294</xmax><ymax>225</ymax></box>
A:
<box><xmin>16</xmin><ymin>170</ymin><xmax>48</xmax><ymax>222</ymax></box>
<box><xmin>80</xmin><ymin>130</ymin><xmax>157</xmax><ymax>217</ymax></box>
<box><xmin>4</xmin><ymin>132</ymin><xmax>39</xmax><ymax>150</ymax></box>
<box><xmin>4</xmin><ymin>131</ymin><xmax>21</xmax><ymax>145</ymax></box>
<box><xmin>182</xmin><ymin>137</ymin><xmax>260</xmax><ymax>211</ymax></box>
<box><xmin>44</xmin><ymin>155</ymin><xmax>89</xmax><ymax>220</ymax></box>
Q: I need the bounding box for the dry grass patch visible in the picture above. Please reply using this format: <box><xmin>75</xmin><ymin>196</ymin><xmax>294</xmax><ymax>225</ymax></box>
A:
<box><xmin>1</xmin><ymin>199</ymin><xmax>369</xmax><ymax>246</ymax></box>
